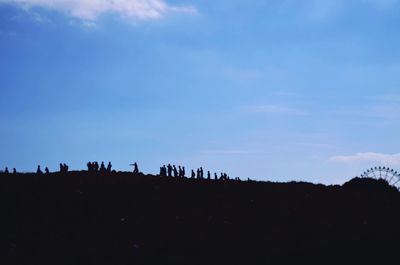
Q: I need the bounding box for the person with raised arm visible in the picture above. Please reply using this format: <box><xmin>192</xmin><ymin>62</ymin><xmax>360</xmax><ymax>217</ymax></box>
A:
<box><xmin>129</xmin><ymin>162</ymin><xmax>139</xmax><ymax>174</ymax></box>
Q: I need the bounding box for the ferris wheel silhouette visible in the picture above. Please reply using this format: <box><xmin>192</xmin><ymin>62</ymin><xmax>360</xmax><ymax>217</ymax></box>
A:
<box><xmin>360</xmin><ymin>166</ymin><xmax>400</xmax><ymax>190</ymax></box>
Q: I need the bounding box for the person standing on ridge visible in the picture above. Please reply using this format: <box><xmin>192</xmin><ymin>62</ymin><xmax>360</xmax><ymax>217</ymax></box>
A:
<box><xmin>167</xmin><ymin>164</ymin><xmax>172</xmax><ymax>177</ymax></box>
<box><xmin>107</xmin><ymin>162</ymin><xmax>112</xmax><ymax>172</ymax></box>
<box><xmin>178</xmin><ymin>166</ymin><xmax>182</xmax><ymax>178</ymax></box>
<box><xmin>100</xmin><ymin>162</ymin><xmax>106</xmax><ymax>172</ymax></box>
<box><xmin>160</xmin><ymin>165</ymin><xmax>167</xmax><ymax>177</ymax></box>
<box><xmin>129</xmin><ymin>162</ymin><xmax>139</xmax><ymax>174</ymax></box>
<box><xmin>87</xmin><ymin>162</ymin><xmax>92</xmax><ymax>172</ymax></box>
<box><xmin>94</xmin><ymin>162</ymin><xmax>99</xmax><ymax>172</ymax></box>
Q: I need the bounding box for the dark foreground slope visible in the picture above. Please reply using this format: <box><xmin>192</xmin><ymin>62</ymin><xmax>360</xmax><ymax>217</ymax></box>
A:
<box><xmin>2</xmin><ymin>172</ymin><xmax>400</xmax><ymax>264</ymax></box>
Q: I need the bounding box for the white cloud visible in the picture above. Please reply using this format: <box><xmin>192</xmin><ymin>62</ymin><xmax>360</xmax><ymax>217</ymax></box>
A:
<box><xmin>0</xmin><ymin>0</ymin><xmax>196</xmax><ymax>21</ymax></box>
<box><xmin>330</xmin><ymin>152</ymin><xmax>400</xmax><ymax>165</ymax></box>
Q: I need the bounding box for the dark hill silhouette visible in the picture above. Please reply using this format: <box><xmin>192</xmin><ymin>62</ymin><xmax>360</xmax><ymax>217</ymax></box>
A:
<box><xmin>2</xmin><ymin>171</ymin><xmax>400</xmax><ymax>264</ymax></box>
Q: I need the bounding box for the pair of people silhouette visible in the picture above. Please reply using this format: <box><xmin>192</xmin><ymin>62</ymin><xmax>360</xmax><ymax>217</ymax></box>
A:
<box><xmin>36</xmin><ymin>165</ymin><xmax>50</xmax><ymax>174</ymax></box>
<box><xmin>60</xmin><ymin>163</ymin><xmax>69</xmax><ymax>173</ymax></box>
<box><xmin>195</xmin><ymin>167</ymin><xmax>204</xmax><ymax>179</ymax></box>
<box><xmin>2</xmin><ymin>167</ymin><xmax>16</xmax><ymax>174</ymax></box>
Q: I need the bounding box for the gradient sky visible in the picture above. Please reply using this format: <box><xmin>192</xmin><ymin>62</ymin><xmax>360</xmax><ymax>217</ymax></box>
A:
<box><xmin>1</xmin><ymin>0</ymin><xmax>400</xmax><ymax>184</ymax></box>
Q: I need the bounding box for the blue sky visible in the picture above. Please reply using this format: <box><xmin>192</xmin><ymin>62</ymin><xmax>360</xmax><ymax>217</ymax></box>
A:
<box><xmin>1</xmin><ymin>0</ymin><xmax>400</xmax><ymax>184</ymax></box>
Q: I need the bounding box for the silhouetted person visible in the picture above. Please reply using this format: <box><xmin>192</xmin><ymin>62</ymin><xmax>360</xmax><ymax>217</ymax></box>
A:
<box><xmin>207</xmin><ymin>171</ymin><xmax>211</xmax><ymax>180</ymax></box>
<box><xmin>107</xmin><ymin>162</ymin><xmax>112</xmax><ymax>172</ymax></box>
<box><xmin>135</xmin><ymin>162</ymin><xmax>139</xmax><ymax>174</ymax></box>
<box><xmin>191</xmin><ymin>169</ymin><xmax>195</xmax><ymax>178</ymax></box>
<box><xmin>94</xmin><ymin>162</ymin><xmax>99</xmax><ymax>172</ymax></box>
<box><xmin>173</xmin><ymin>165</ymin><xmax>178</xmax><ymax>178</ymax></box>
<box><xmin>64</xmin><ymin>163</ymin><xmax>69</xmax><ymax>172</ymax></box>
<box><xmin>100</xmin><ymin>162</ymin><xmax>106</xmax><ymax>172</ymax></box>
<box><xmin>220</xmin><ymin>172</ymin><xmax>224</xmax><ymax>180</ymax></box>
<box><xmin>4</xmin><ymin>167</ymin><xmax>9</xmax><ymax>174</ymax></box>
<box><xmin>197</xmin><ymin>168</ymin><xmax>201</xmax><ymax>179</ymax></box>
<box><xmin>131</xmin><ymin>162</ymin><xmax>139</xmax><ymax>174</ymax></box>
<box><xmin>178</xmin><ymin>166</ymin><xmax>182</xmax><ymax>178</ymax></box>
<box><xmin>13</xmin><ymin>168</ymin><xmax>16</xmax><ymax>174</ymax></box>
<box><xmin>59</xmin><ymin>163</ymin><xmax>63</xmax><ymax>173</ymax></box>
<box><xmin>160</xmin><ymin>165</ymin><xmax>167</xmax><ymax>177</ymax></box>
<box><xmin>200</xmin><ymin>167</ymin><xmax>204</xmax><ymax>178</ymax></box>
<box><xmin>36</xmin><ymin>165</ymin><xmax>43</xmax><ymax>175</ymax></box>
<box><xmin>45</xmin><ymin>167</ymin><xmax>50</xmax><ymax>174</ymax></box>
<box><xmin>182</xmin><ymin>166</ymin><xmax>186</xmax><ymax>178</ymax></box>
<box><xmin>167</xmin><ymin>164</ymin><xmax>172</xmax><ymax>177</ymax></box>
<box><xmin>87</xmin><ymin>162</ymin><xmax>92</xmax><ymax>172</ymax></box>
<box><xmin>224</xmin><ymin>173</ymin><xmax>229</xmax><ymax>180</ymax></box>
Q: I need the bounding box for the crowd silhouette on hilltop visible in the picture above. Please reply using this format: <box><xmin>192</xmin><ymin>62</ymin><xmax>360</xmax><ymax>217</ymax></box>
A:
<box><xmin>2</xmin><ymin>161</ymin><xmax>238</xmax><ymax>181</ymax></box>
<box><xmin>158</xmin><ymin>163</ymin><xmax>232</xmax><ymax>181</ymax></box>
<box><xmin>87</xmin><ymin>161</ymin><xmax>113</xmax><ymax>173</ymax></box>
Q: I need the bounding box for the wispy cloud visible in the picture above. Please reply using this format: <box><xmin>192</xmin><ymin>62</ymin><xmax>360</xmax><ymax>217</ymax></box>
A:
<box><xmin>223</xmin><ymin>67</ymin><xmax>262</xmax><ymax>81</ymax></box>
<box><xmin>363</xmin><ymin>0</ymin><xmax>400</xmax><ymax>9</ymax></box>
<box><xmin>376</xmin><ymin>94</ymin><xmax>400</xmax><ymax>102</ymax></box>
<box><xmin>199</xmin><ymin>150</ymin><xmax>252</xmax><ymax>155</ymax></box>
<box><xmin>330</xmin><ymin>152</ymin><xmax>400</xmax><ymax>165</ymax></box>
<box><xmin>278</xmin><ymin>0</ymin><xmax>400</xmax><ymax>22</ymax></box>
<box><xmin>370</xmin><ymin>105</ymin><xmax>400</xmax><ymax>119</ymax></box>
<box><xmin>304</xmin><ymin>0</ymin><xmax>343</xmax><ymax>21</ymax></box>
<box><xmin>0</xmin><ymin>0</ymin><xmax>196</xmax><ymax>21</ymax></box>
<box><xmin>243</xmin><ymin>105</ymin><xmax>308</xmax><ymax>116</ymax></box>
<box><xmin>0</xmin><ymin>29</ymin><xmax>17</xmax><ymax>37</ymax></box>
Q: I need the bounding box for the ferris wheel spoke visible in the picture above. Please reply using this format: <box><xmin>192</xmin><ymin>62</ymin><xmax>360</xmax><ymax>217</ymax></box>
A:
<box><xmin>392</xmin><ymin>178</ymin><xmax>400</xmax><ymax>186</ymax></box>
<box><xmin>384</xmin><ymin>169</ymin><xmax>389</xmax><ymax>180</ymax></box>
<box><xmin>388</xmin><ymin>171</ymin><xmax>396</xmax><ymax>183</ymax></box>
